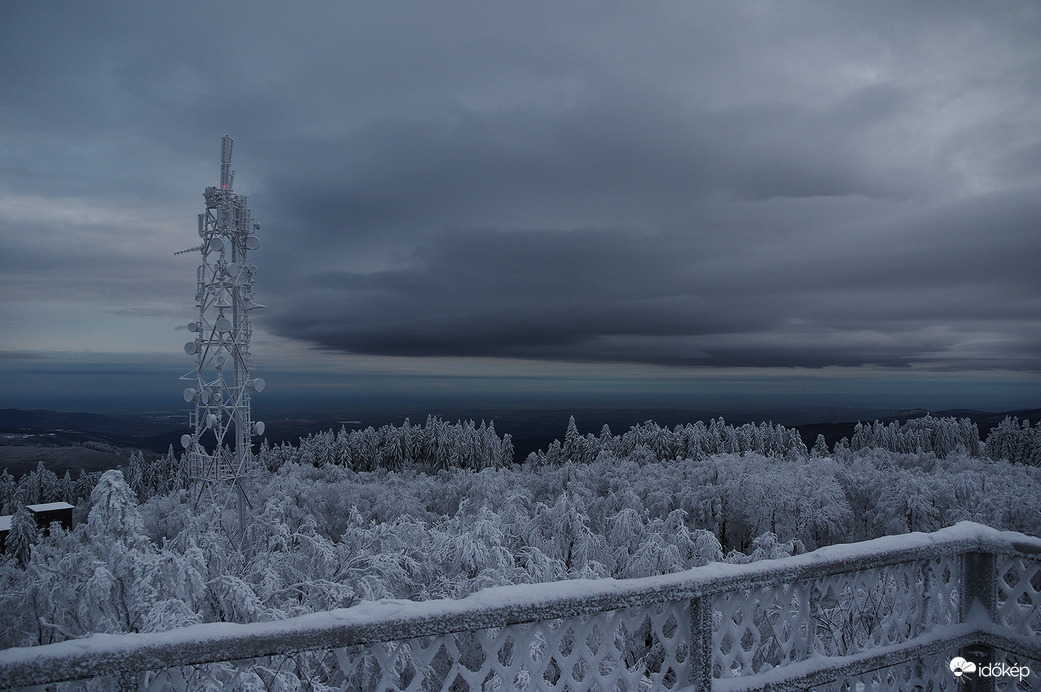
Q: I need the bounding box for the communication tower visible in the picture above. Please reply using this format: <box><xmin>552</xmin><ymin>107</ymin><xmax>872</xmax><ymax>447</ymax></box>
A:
<box><xmin>177</xmin><ymin>135</ymin><xmax>265</xmax><ymax>542</ymax></box>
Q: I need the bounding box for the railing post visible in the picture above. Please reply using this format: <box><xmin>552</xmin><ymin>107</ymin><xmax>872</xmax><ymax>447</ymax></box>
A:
<box><xmin>688</xmin><ymin>595</ymin><xmax>713</xmax><ymax>691</ymax></box>
<box><xmin>960</xmin><ymin>550</ymin><xmax>996</xmax><ymax>692</ymax></box>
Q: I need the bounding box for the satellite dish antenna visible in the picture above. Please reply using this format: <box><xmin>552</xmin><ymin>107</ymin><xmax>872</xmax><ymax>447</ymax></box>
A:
<box><xmin>215</xmin><ymin>317</ymin><xmax>232</xmax><ymax>332</ymax></box>
<box><xmin>200</xmin><ymin>389</ymin><xmax>211</xmax><ymax>404</ymax></box>
<box><xmin>183</xmin><ymin>388</ymin><xmax>197</xmax><ymax>403</ymax></box>
<box><xmin>184</xmin><ymin>342</ymin><xmax>199</xmax><ymax>355</ymax></box>
<box><xmin>251</xmin><ymin>377</ymin><xmax>266</xmax><ymax>392</ymax></box>
<box><xmin>246</xmin><ymin>236</ymin><xmax>260</xmax><ymax>250</ymax></box>
<box><xmin>188</xmin><ymin>322</ymin><xmax>199</xmax><ymax>332</ymax></box>
<box><xmin>254</xmin><ymin>421</ymin><xmax>265</xmax><ymax>436</ymax></box>
<box><xmin>208</xmin><ymin>237</ymin><xmax>224</xmax><ymax>252</ymax></box>
<box><xmin>181</xmin><ymin>434</ymin><xmax>192</xmax><ymax>448</ymax></box>
<box><xmin>227</xmin><ymin>262</ymin><xmax>240</xmax><ymax>276</ymax></box>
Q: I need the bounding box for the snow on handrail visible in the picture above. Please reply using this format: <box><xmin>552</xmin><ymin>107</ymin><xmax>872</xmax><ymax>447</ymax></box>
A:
<box><xmin>0</xmin><ymin>521</ymin><xmax>1038</xmax><ymax>689</ymax></box>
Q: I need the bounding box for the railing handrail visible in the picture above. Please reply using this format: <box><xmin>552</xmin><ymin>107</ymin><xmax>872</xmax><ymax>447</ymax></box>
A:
<box><xmin>1</xmin><ymin>521</ymin><xmax>1038</xmax><ymax>688</ymax></box>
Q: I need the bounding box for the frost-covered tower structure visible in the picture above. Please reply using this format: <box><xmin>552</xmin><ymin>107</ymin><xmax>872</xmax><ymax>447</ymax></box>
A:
<box><xmin>178</xmin><ymin>135</ymin><xmax>265</xmax><ymax>539</ymax></box>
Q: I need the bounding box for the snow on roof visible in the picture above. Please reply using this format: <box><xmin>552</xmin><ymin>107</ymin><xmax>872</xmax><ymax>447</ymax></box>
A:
<box><xmin>0</xmin><ymin>515</ymin><xmax>10</xmax><ymax>532</ymax></box>
<box><xmin>26</xmin><ymin>502</ymin><xmax>74</xmax><ymax>513</ymax></box>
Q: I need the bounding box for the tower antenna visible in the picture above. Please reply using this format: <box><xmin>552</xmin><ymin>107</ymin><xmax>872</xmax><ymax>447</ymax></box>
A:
<box><xmin>178</xmin><ymin>134</ymin><xmax>265</xmax><ymax>545</ymax></box>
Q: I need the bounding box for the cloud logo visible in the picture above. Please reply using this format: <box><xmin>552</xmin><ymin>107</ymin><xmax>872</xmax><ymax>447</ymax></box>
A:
<box><xmin>950</xmin><ymin>657</ymin><xmax>977</xmax><ymax>677</ymax></box>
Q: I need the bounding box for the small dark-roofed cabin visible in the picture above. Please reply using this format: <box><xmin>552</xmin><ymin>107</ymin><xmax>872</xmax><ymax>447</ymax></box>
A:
<box><xmin>0</xmin><ymin>515</ymin><xmax>10</xmax><ymax>553</ymax></box>
<box><xmin>27</xmin><ymin>502</ymin><xmax>74</xmax><ymax>533</ymax></box>
<box><xmin>0</xmin><ymin>503</ymin><xmax>75</xmax><ymax>552</ymax></box>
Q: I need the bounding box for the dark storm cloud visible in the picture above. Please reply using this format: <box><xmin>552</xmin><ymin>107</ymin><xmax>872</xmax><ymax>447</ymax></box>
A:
<box><xmin>275</xmin><ymin>185</ymin><xmax>1041</xmax><ymax>370</ymax></box>
<box><xmin>2</xmin><ymin>1</ymin><xmax>1040</xmax><ymax>373</ymax></box>
<box><xmin>264</xmin><ymin>84</ymin><xmax>912</xmax><ymax>251</ymax></box>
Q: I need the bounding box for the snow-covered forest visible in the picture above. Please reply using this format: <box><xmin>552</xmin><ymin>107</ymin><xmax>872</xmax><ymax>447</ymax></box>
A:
<box><xmin>2</xmin><ymin>414</ymin><xmax>1040</xmax><ymax>650</ymax></box>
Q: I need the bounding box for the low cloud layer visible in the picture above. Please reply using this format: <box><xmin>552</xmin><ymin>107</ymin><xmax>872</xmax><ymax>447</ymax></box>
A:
<box><xmin>2</xmin><ymin>2</ymin><xmax>1040</xmax><ymax>376</ymax></box>
<box><xmin>277</xmin><ymin>186</ymin><xmax>1041</xmax><ymax>370</ymax></box>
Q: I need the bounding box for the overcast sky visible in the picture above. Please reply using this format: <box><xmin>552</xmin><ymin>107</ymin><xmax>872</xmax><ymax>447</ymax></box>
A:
<box><xmin>2</xmin><ymin>2</ymin><xmax>1040</xmax><ymax>412</ymax></box>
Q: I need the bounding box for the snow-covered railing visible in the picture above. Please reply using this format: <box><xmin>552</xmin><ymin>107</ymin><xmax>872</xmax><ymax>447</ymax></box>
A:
<box><xmin>1</xmin><ymin>521</ymin><xmax>1038</xmax><ymax>691</ymax></box>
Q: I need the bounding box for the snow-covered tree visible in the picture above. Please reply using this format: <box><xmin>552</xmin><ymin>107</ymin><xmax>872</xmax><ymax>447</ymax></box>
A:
<box><xmin>6</xmin><ymin>506</ymin><xmax>37</xmax><ymax>566</ymax></box>
<box><xmin>88</xmin><ymin>470</ymin><xmax>145</xmax><ymax>545</ymax></box>
<box><xmin>0</xmin><ymin>470</ymin><xmax>16</xmax><ymax>514</ymax></box>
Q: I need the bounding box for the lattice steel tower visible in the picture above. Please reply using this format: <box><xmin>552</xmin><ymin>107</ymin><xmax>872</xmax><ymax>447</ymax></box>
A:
<box><xmin>178</xmin><ymin>135</ymin><xmax>265</xmax><ymax>540</ymax></box>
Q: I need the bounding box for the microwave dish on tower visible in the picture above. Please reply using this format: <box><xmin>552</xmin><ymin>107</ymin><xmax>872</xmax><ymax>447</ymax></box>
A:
<box><xmin>177</xmin><ymin>134</ymin><xmax>265</xmax><ymax>544</ymax></box>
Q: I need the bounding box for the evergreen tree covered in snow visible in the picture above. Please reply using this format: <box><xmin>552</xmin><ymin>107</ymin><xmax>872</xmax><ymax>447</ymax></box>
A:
<box><xmin>6</xmin><ymin>505</ymin><xmax>37</xmax><ymax>566</ymax></box>
<box><xmin>280</xmin><ymin>417</ymin><xmax>514</xmax><ymax>473</ymax></box>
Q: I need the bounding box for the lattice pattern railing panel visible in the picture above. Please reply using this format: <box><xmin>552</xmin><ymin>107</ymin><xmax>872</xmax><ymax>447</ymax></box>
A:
<box><xmin>713</xmin><ymin>580</ymin><xmax>811</xmax><ymax>677</ymax></box>
<box><xmin>992</xmin><ymin>648</ymin><xmax>1041</xmax><ymax>692</ymax></box>
<box><xmin>713</xmin><ymin>555</ymin><xmax>962</xmax><ymax>678</ymax></box>
<box><xmin>995</xmin><ymin>555</ymin><xmax>1041</xmax><ymax>638</ymax></box>
<box><xmin>70</xmin><ymin>645</ymin><xmax>1041</xmax><ymax>692</ymax></box>
<box><xmin>810</xmin><ymin>650</ymin><xmax>957</xmax><ymax>692</ymax></box>
<box><xmin>135</xmin><ymin>599</ymin><xmax>696</xmax><ymax>692</ymax></box>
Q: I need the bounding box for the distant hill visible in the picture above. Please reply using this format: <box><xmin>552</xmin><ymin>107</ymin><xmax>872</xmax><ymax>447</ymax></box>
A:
<box><xmin>0</xmin><ymin>408</ymin><xmax>185</xmax><ymax>478</ymax></box>
<box><xmin>0</xmin><ymin>408</ymin><xmax>178</xmax><ymax>443</ymax></box>
<box><xmin>0</xmin><ymin>445</ymin><xmax>126</xmax><ymax>478</ymax></box>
